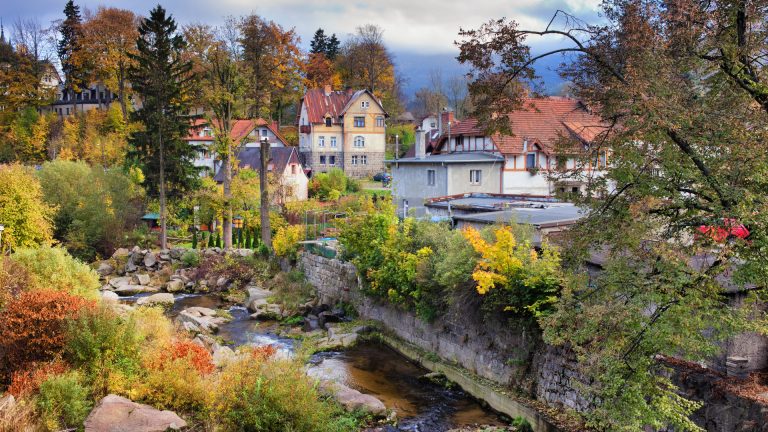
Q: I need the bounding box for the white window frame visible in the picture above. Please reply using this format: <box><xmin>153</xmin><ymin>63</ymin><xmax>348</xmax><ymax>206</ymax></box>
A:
<box><xmin>351</xmin><ymin>155</ymin><xmax>358</xmax><ymax>165</ymax></box>
<box><xmin>354</xmin><ymin>116</ymin><xmax>365</xmax><ymax>127</ymax></box>
<box><xmin>361</xmin><ymin>101</ymin><xmax>370</xmax><ymax>108</ymax></box>
<box><xmin>318</xmin><ymin>136</ymin><xmax>325</xmax><ymax>147</ymax></box>
<box><xmin>330</xmin><ymin>136</ymin><xmax>337</xmax><ymax>148</ymax></box>
<box><xmin>354</xmin><ymin>136</ymin><xmax>365</xmax><ymax>148</ymax></box>
<box><xmin>427</xmin><ymin>169</ymin><xmax>436</xmax><ymax>186</ymax></box>
<box><xmin>376</xmin><ymin>116</ymin><xmax>385</xmax><ymax>127</ymax></box>
<box><xmin>470</xmin><ymin>169</ymin><xmax>482</xmax><ymax>185</ymax></box>
<box><xmin>360</xmin><ymin>155</ymin><xmax>367</xmax><ymax>165</ymax></box>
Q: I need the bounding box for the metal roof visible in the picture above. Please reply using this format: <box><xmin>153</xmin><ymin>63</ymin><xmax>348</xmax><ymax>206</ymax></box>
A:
<box><xmin>451</xmin><ymin>205</ymin><xmax>584</xmax><ymax>228</ymax></box>
<box><xmin>387</xmin><ymin>152</ymin><xmax>504</xmax><ymax>164</ymax></box>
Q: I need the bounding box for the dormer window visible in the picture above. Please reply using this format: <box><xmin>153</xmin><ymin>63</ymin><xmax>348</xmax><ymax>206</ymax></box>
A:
<box><xmin>325</xmin><ymin>117</ymin><xmax>332</xmax><ymax>127</ymax></box>
<box><xmin>361</xmin><ymin>101</ymin><xmax>370</xmax><ymax>108</ymax></box>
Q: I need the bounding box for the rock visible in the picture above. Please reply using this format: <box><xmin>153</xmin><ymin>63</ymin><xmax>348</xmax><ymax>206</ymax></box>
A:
<box><xmin>113</xmin><ymin>285</ymin><xmax>159</xmax><ymax>296</ymax></box>
<box><xmin>108</xmin><ymin>276</ymin><xmax>133</xmax><ymax>289</ymax></box>
<box><xmin>135</xmin><ymin>273</ymin><xmax>151</xmax><ymax>285</ymax></box>
<box><xmin>303</xmin><ymin>315</ymin><xmax>320</xmax><ymax>332</ymax></box>
<box><xmin>112</xmin><ymin>248</ymin><xmax>131</xmax><ymax>258</ymax></box>
<box><xmin>216</xmin><ymin>277</ymin><xmax>228</xmax><ymax>288</ymax></box>
<box><xmin>84</xmin><ymin>394</ymin><xmax>187</xmax><ymax>432</ymax></box>
<box><xmin>176</xmin><ymin>307</ymin><xmax>229</xmax><ymax>334</ymax></box>
<box><xmin>170</xmin><ymin>248</ymin><xmax>185</xmax><ymax>260</ymax></box>
<box><xmin>212</xmin><ymin>346</ymin><xmax>236</xmax><ymax>366</ymax></box>
<box><xmin>159</xmin><ymin>253</ymin><xmax>171</xmax><ymax>262</ymax></box>
<box><xmin>182</xmin><ymin>322</ymin><xmax>201</xmax><ymax>333</ymax></box>
<box><xmin>193</xmin><ymin>334</ymin><xmax>218</xmax><ymax>351</ymax></box>
<box><xmin>101</xmin><ymin>291</ymin><xmax>120</xmax><ymax>303</ymax></box>
<box><xmin>322</xmin><ymin>382</ymin><xmax>386</xmax><ymax>416</ymax></box>
<box><xmin>315</xmin><ymin>333</ymin><xmax>359</xmax><ymax>351</ymax></box>
<box><xmin>250</xmin><ymin>303</ymin><xmax>282</xmax><ymax>321</ymax></box>
<box><xmin>96</xmin><ymin>262</ymin><xmax>114</xmax><ymax>277</ymax></box>
<box><xmin>143</xmin><ymin>252</ymin><xmax>157</xmax><ymax>268</ymax></box>
<box><xmin>0</xmin><ymin>394</ymin><xmax>15</xmax><ymax>411</ymax></box>
<box><xmin>244</xmin><ymin>287</ymin><xmax>273</xmax><ymax>311</ymax></box>
<box><xmin>136</xmin><ymin>293</ymin><xmax>175</xmax><ymax>307</ymax></box>
<box><xmin>166</xmin><ymin>280</ymin><xmax>184</xmax><ymax>293</ymax></box>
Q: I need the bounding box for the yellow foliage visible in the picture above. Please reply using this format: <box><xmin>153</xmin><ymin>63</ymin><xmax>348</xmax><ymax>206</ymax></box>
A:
<box><xmin>273</xmin><ymin>225</ymin><xmax>303</xmax><ymax>258</ymax></box>
<box><xmin>0</xmin><ymin>164</ymin><xmax>55</xmax><ymax>249</ymax></box>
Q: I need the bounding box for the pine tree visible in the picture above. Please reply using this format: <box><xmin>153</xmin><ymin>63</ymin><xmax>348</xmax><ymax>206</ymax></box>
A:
<box><xmin>245</xmin><ymin>227</ymin><xmax>252</xmax><ymax>249</ymax></box>
<box><xmin>215</xmin><ymin>232</ymin><xmax>221</xmax><ymax>248</ymax></box>
<box><xmin>326</xmin><ymin>34</ymin><xmax>340</xmax><ymax>60</ymax></box>
<box><xmin>309</xmin><ymin>28</ymin><xmax>327</xmax><ymax>55</ymax></box>
<box><xmin>191</xmin><ymin>230</ymin><xmax>198</xmax><ymax>249</ymax></box>
<box><xmin>207</xmin><ymin>231</ymin><xmax>214</xmax><ymax>248</ymax></box>
<box><xmin>237</xmin><ymin>228</ymin><xmax>243</xmax><ymax>248</ymax></box>
<box><xmin>127</xmin><ymin>6</ymin><xmax>199</xmax><ymax>249</ymax></box>
<box><xmin>58</xmin><ymin>0</ymin><xmax>85</xmax><ymax>114</ymax></box>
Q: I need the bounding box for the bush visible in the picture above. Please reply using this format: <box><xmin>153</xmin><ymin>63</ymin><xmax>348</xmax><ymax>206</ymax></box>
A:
<box><xmin>211</xmin><ymin>356</ymin><xmax>357</xmax><ymax>432</ymax></box>
<box><xmin>36</xmin><ymin>371</ymin><xmax>92</xmax><ymax>432</ymax></box>
<box><xmin>0</xmin><ymin>256</ymin><xmax>31</xmax><ymax>309</ymax></box>
<box><xmin>0</xmin><ymin>290</ymin><xmax>94</xmax><ymax>381</ymax></box>
<box><xmin>273</xmin><ymin>225</ymin><xmax>303</xmax><ymax>260</ymax></box>
<box><xmin>180</xmin><ymin>249</ymin><xmax>201</xmax><ymax>267</ymax></box>
<box><xmin>309</xmin><ymin>168</ymin><xmax>359</xmax><ymax>201</ymax></box>
<box><xmin>37</xmin><ymin>160</ymin><xmax>144</xmax><ymax>260</ymax></box>
<box><xmin>7</xmin><ymin>361</ymin><xmax>69</xmax><ymax>397</ymax></box>
<box><xmin>65</xmin><ymin>306</ymin><xmax>142</xmax><ymax>397</ymax></box>
<box><xmin>10</xmin><ymin>247</ymin><xmax>100</xmax><ymax>300</ymax></box>
<box><xmin>0</xmin><ymin>164</ymin><xmax>55</xmax><ymax>249</ymax></box>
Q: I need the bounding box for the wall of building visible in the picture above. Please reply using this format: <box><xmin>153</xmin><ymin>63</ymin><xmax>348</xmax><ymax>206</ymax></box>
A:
<box><xmin>446</xmin><ymin>162</ymin><xmax>502</xmax><ymax>195</ymax></box>
<box><xmin>390</xmin><ymin>163</ymin><xmax>448</xmax><ymax>216</ymax></box>
<box><xmin>503</xmin><ymin>170</ymin><xmax>553</xmax><ymax>195</ymax></box>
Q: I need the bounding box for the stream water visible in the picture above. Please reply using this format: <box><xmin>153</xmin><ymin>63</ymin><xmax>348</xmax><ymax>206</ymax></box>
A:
<box><xmin>126</xmin><ymin>293</ymin><xmax>508</xmax><ymax>430</ymax></box>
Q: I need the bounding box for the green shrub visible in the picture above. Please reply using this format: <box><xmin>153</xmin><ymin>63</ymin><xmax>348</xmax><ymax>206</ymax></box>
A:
<box><xmin>36</xmin><ymin>371</ymin><xmax>92</xmax><ymax>432</ymax></box>
<box><xmin>0</xmin><ymin>164</ymin><xmax>55</xmax><ymax>250</ymax></box>
<box><xmin>64</xmin><ymin>306</ymin><xmax>142</xmax><ymax>397</ymax></box>
<box><xmin>181</xmin><ymin>250</ymin><xmax>201</xmax><ymax>268</ymax></box>
<box><xmin>11</xmin><ymin>247</ymin><xmax>100</xmax><ymax>299</ymax></box>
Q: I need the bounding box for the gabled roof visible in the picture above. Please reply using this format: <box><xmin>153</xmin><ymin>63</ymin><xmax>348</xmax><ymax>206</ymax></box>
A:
<box><xmin>300</xmin><ymin>88</ymin><xmax>388</xmax><ymax>124</ymax></box>
<box><xmin>434</xmin><ymin>97</ymin><xmax>608</xmax><ymax>156</ymax></box>
<box><xmin>212</xmin><ymin>146</ymin><xmax>302</xmax><ymax>183</ymax></box>
<box><xmin>186</xmin><ymin>118</ymin><xmax>288</xmax><ymax>146</ymax></box>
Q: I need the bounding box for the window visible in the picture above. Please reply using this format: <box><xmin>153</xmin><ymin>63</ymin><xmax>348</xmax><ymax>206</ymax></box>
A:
<box><xmin>376</xmin><ymin>116</ymin><xmax>385</xmax><ymax>127</ymax></box>
<box><xmin>427</xmin><ymin>169</ymin><xmax>436</xmax><ymax>186</ymax></box>
<box><xmin>318</xmin><ymin>136</ymin><xmax>325</xmax><ymax>147</ymax></box>
<box><xmin>320</xmin><ymin>155</ymin><xmax>326</xmax><ymax>165</ymax></box>
<box><xmin>329</xmin><ymin>155</ymin><xmax>336</xmax><ymax>165</ymax></box>
<box><xmin>354</xmin><ymin>116</ymin><xmax>365</xmax><ymax>127</ymax></box>
<box><xmin>599</xmin><ymin>151</ymin><xmax>607</xmax><ymax>169</ymax></box>
<box><xmin>261</xmin><ymin>129</ymin><xmax>268</xmax><ymax>137</ymax></box>
<box><xmin>430</xmin><ymin>122</ymin><xmax>436</xmax><ymax>128</ymax></box>
<box><xmin>291</xmin><ymin>164</ymin><xmax>298</xmax><ymax>174</ymax></box>
<box><xmin>100</xmin><ymin>91</ymin><xmax>104</xmax><ymax>99</ymax></box>
<box><xmin>360</xmin><ymin>155</ymin><xmax>367</xmax><ymax>165</ymax></box>
<box><xmin>325</xmin><ymin>117</ymin><xmax>332</xmax><ymax>127</ymax></box>
<box><xmin>470</xmin><ymin>169</ymin><xmax>482</xmax><ymax>185</ymax></box>
<box><xmin>330</xmin><ymin>136</ymin><xmax>337</xmax><ymax>147</ymax></box>
<box><xmin>526</xmin><ymin>153</ymin><xmax>536</xmax><ymax>168</ymax></box>
<box><xmin>354</xmin><ymin>136</ymin><xmax>365</xmax><ymax>148</ymax></box>
<box><xmin>351</xmin><ymin>155</ymin><xmax>358</xmax><ymax>165</ymax></box>
<box><xmin>361</xmin><ymin>101</ymin><xmax>370</xmax><ymax>108</ymax></box>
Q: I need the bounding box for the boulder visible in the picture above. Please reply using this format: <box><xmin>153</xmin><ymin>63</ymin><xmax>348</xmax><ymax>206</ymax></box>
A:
<box><xmin>212</xmin><ymin>346</ymin><xmax>237</xmax><ymax>366</ymax></box>
<box><xmin>108</xmin><ymin>277</ymin><xmax>132</xmax><ymax>289</ymax></box>
<box><xmin>216</xmin><ymin>276</ymin><xmax>229</xmax><ymax>289</ymax></box>
<box><xmin>101</xmin><ymin>291</ymin><xmax>120</xmax><ymax>303</ymax></box>
<box><xmin>170</xmin><ymin>248</ymin><xmax>185</xmax><ymax>260</ymax></box>
<box><xmin>315</xmin><ymin>333</ymin><xmax>359</xmax><ymax>351</ymax></box>
<box><xmin>249</xmin><ymin>303</ymin><xmax>282</xmax><ymax>321</ymax></box>
<box><xmin>111</xmin><ymin>248</ymin><xmax>131</xmax><ymax>258</ymax></box>
<box><xmin>166</xmin><ymin>279</ymin><xmax>185</xmax><ymax>293</ymax></box>
<box><xmin>125</xmin><ymin>259</ymin><xmax>138</xmax><ymax>273</ymax></box>
<box><xmin>176</xmin><ymin>307</ymin><xmax>229</xmax><ymax>334</ymax></box>
<box><xmin>135</xmin><ymin>273</ymin><xmax>151</xmax><ymax>285</ymax></box>
<box><xmin>143</xmin><ymin>252</ymin><xmax>157</xmax><ymax>268</ymax></box>
<box><xmin>244</xmin><ymin>287</ymin><xmax>273</xmax><ymax>311</ymax></box>
<box><xmin>136</xmin><ymin>293</ymin><xmax>175</xmax><ymax>307</ymax></box>
<box><xmin>113</xmin><ymin>285</ymin><xmax>159</xmax><ymax>296</ymax></box>
<box><xmin>84</xmin><ymin>394</ymin><xmax>187</xmax><ymax>432</ymax></box>
<box><xmin>322</xmin><ymin>382</ymin><xmax>386</xmax><ymax>416</ymax></box>
<box><xmin>96</xmin><ymin>262</ymin><xmax>114</xmax><ymax>277</ymax></box>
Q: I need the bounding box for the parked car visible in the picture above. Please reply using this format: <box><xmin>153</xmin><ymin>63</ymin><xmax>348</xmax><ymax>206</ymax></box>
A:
<box><xmin>373</xmin><ymin>172</ymin><xmax>391</xmax><ymax>182</ymax></box>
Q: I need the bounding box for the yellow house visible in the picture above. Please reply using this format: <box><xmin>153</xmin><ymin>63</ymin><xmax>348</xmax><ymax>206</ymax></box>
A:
<box><xmin>298</xmin><ymin>86</ymin><xmax>388</xmax><ymax>178</ymax></box>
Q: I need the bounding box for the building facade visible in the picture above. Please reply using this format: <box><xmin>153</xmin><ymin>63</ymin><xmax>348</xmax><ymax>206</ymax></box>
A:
<box><xmin>298</xmin><ymin>86</ymin><xmax>387</xmax><ymax>178</ymax></box>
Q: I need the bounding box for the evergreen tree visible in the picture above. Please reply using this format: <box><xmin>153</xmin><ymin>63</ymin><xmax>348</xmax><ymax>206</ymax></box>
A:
<box><xmin>215</xmin><ymin>232</ymin><xmax>221</xmax><ymax>248</ymax></box>
<box><xmin>326</xmin><ymin>34</ymin><xmax>340</xmax><ymax>60</ymax></box>
<box><xmin>58</xmin><ymin>0</ymin><xmax>85</xmax><ymax>114</ymax></box>
<box><xmin>309</xmin><ymin>28</ymin><xmax>327</xmax><ymax>55</ymax></box>
<box><xmin>237</xmin><ymin>228</ymin><xmax>243</xmax><ymax>248</ymax></box>
<box><xmin>207</xmin><ymin>231</ymin><xmax>214</xmax><ymax>248</ymax></box>
<box><xmin>245</xmin><ymin>227</ymin><xmax>252</xmax><ymax>249</ymax></box>
<box><xmin>127</xmin><ymin>6</ymin><xmax>199</xmax><ymax>250</ymax></box>
<box><xmin>191</xmin><ymin>229</ymin><xmax>198</xmax><ymax>249</ymax></box>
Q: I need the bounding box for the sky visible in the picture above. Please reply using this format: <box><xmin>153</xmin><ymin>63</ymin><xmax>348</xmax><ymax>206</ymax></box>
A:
<box><xmin>2</xmin><ymin>0</ymin><xmax>604</xmax><ymax>96</ymax></box>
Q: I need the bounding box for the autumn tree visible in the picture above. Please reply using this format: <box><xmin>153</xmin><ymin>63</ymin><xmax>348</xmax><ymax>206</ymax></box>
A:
<box><xmin>57</xmin><ymin>0</ymin><xmax>86</xmax><ymax>114</ymax></box>
<box><xmin>458</xmin><ymin>2</ymin><xmax>768</xmax><ymax>429</ymax></box>
<box><xmin>79</xmin><ymin>7</ymin><xmax>139</xmax><ymax>120</ymax></box>
<box><xmin>304</xmin><ymin>52</ymin><xmax>341</xmax><ymax>89</ymax></box>
<box><xmin>128</xmin><ymin>5</ymin><xmax>199</xmax><ymax>249</ymax></box>
<box><xmin>0</xmin><ymin>164</ymin><xmax>55</xmax><ymax>250</ymax></box>
<box><xmin>237</xmin><ymin>14</ymin><xmax>302</xmax><ymax>122</ymax></box>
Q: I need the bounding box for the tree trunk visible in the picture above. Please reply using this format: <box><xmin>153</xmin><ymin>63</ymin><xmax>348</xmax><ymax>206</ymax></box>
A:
<box><xmin>159</xmin><ymin>128</ymin><xmax>168</xmax><ymax>250</ymax></box>
<box><xmin>259</xmin><ymin>140</ymin><xmax>271</xmax><ymax>249</ymax></box>
<box><xmin>223</xmin><ymin>148</ymin><xmax>233</xmax><ymax>250</ymax></box>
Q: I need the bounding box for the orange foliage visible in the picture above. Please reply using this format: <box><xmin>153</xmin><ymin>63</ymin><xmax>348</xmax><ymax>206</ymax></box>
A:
<box><xmin>0</xmin><ymin>290</ymin><xmax>94</xmax><ymax>381</ymax></box>
<box><xmin>251</xmin><ymin>344</ymin><xmax>278</xmax><ymax>362</ymax></box>
<box><xmin>7</xmin><ymin>361</ymin><xmax>69</xmax><ymax>397</ymax></box>
<box><xmin>155</xmin><ymin>340</ymin><xmax>215</xmax><ymax>375</ymax></box>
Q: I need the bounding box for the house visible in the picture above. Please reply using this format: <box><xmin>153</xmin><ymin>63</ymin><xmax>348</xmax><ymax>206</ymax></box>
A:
<box><xmin>213</xmin><ymin>146</ymin><xmax>308</xmax><ymax>202</ymax></box>
<box><xmin>431</xmin><ymin>97</ymin><xmax>609</xmax><ymax>196</ymax></box>
<box><xmin>389</xmin><ymin>129</ymin><xmax>504</xmax><ymax>216</ymax></box>
<box><xmin>44</xmin><ymin>82</ymin><xmax>119</xmax><ymax>117</ymax></box>
<box><xmin>185</xmin><ymin>118</ymin><xmax>289</xmax><ymax>177</ymax></box>
<box><xmin>297</xmin><ymin>85</ymin><xmax>388</xmax><ymax>178</ymax></box>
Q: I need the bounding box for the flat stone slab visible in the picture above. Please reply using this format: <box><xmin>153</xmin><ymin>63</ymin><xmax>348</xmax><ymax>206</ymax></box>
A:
<box><xmin>84</xmin><ymin>394</ymin><xmax>186</xmax><ymax>432</ymax></box>
<box><xmin>113</xmin><ymin>285</ymin><xmax>160</xmax><ymax>296</ymax></box>
<box><xmin>136</xmin><ymin>293</ymin><xmax>174</xmax><ymax>307</ymax></box>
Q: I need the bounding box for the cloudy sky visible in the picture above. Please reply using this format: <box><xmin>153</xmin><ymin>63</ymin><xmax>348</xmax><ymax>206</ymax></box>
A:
<box><xmin>2</xmin><ymin>0</ymin><xmax>603</xmax><ymax>94</ymax></box>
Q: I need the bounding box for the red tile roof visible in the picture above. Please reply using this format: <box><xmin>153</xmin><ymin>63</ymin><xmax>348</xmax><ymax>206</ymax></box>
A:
<box><xmin>185</xmin><ymin>118</ymin><xmax>289</xmax><ymax>146</ymax></box>
<box><xmin>435</xmin><ymin>97</ymin><xmax>607</xmax><ymax>156</ymax></box>
<box><xmin>300</xmin><ymin>88</ymin><xmax>387</xmax><ymax>124</ymax></box>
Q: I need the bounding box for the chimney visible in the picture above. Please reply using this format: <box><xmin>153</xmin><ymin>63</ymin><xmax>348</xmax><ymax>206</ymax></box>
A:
<box><xmin>323</xmin><ymin>84</ymin><xmax>332</xmax><ymax>96</ymax></box>
<box><xmin>345</xmin><ymin>86</ymin><xmax>354</xmax><ymax>95</ymax></box>
<box><xmin>441</xmin><ymin>110</ymin><xmax>454</xmax><ymax>126</ymax></box>
<box><xmin>415</xmin><ymin>128</ymin><xmax>426</xmax><ymax>160</ymax></box>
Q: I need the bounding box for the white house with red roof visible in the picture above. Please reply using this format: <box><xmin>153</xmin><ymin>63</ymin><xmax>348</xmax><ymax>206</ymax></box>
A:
<box><xmin>185</xmin><ymin>118</ymin><xmax>289</xmax><ymax>176</ymax></box>
<box><xmin>298</xmin><ymin>86</ymin><xmax>388</xmax><ymax>178</ymax></box>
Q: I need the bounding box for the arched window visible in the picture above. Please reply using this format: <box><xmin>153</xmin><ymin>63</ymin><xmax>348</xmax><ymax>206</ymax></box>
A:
<box><xmin>354</xmin><ymin>136</ymin><xmax>365</xmax><ymax>148</ymax></box>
